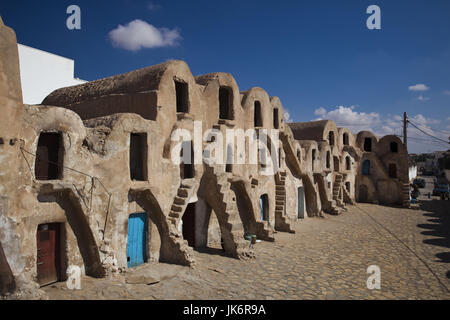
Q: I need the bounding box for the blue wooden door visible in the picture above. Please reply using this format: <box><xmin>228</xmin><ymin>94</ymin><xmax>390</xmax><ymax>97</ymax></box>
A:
<box><xmin>127</xmin><ymin>213</ymin><xmax>147</xmax><ymax>268</ymax></box>
<box><xmin>298</xmin><ymin>187</ymin><xmax>305</xmax><ymax>219</ymax></box>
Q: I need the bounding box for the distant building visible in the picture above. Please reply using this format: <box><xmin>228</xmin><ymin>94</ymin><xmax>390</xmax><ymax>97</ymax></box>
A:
<box><xmin>17</xmin><ymin>43</ymin><xmax>86</xmax><ymax>104</ymax></box>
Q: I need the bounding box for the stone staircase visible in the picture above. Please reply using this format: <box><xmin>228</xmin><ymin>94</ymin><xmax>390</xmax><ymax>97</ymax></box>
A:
<box><xmin>401</xmin><ymin>183</ymin><xmax>411</xmax><ymax>208</ymax></box>
<box><xmin>274</xmin><ymin>171</ymin><xmax>295</xmax><ymax>233</ymax></box>
<box><xmin>208</xmin><ymin>165</ymin><xmax>253</xmax><ymax>259</ymax></box>
<box><xmin>167</xmin><ymin>181</ymin><xmax>195</xmax><ymax>227</ymax></box>
<box><xmin>332</xmin><ymin>173</ymin><xmax>345</xmax><ymax>208</ymax></box>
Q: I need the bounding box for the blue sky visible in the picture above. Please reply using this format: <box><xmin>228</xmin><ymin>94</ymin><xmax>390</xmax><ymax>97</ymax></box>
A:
<box><xmin>1</xmin><ymin>0</ymin><xmax>449</xmax><ymax>153</ymax></box>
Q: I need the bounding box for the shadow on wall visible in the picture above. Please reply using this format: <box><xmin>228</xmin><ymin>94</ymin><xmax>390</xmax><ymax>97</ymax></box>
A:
<box><xmin>417</xmin><ymin>200</ymin><xmax>450</xmax><ymax>279</ymax></box>
<box><xmin>0</xmin><ymin>242</ymin><xmax>15</xmax><ymax>295</ymax></box>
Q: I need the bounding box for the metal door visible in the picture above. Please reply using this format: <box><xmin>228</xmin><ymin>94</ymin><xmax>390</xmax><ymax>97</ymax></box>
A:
<box><xmin>127</xmin><ymin>213</ymin><xmax>147</xmax><ymax>268</ymax></box>
<box><xmin>36</xmin><ymin>224</ymin><xmax>58</xmax><ymax>286</ymax></box>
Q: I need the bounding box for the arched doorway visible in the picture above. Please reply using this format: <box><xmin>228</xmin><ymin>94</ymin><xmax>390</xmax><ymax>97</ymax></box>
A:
<box><xmin>388</xmin><ymin>163</ymin><xmax>397</xmax><ymax>178</ymax></box>
<box><xmin>297</xmin><ymin>187</ymin><xmax>305</xmax><ymax>219</ymax></box>
<box><xmin>359</xmin><ymin>184</ymin><xmax>369</xmax><ymax>203</ymax></box>
<box><xmin>362</xmin><ymin>160</ymin><xmax>370</xmax><ymax>176</ymax></box>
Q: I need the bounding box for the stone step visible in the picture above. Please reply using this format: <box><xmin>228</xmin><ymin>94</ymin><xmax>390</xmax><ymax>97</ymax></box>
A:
<box><xmin>276</xmin><ymin>195</ymin><xmax>285</xmax><ymax>201</ymax></box>
<box><xmin>174</xmin><ymin>197</ymin><xmax>186</xmax><ymax>205</ymax></box>
<box><xmin>275</xmin><ymin>205</ymin><xmax>284</xmax><ymax>211</ymax></box>
<box><xmin>169</xmin><ymin>211</ymin><xmax>179</xmax><ymax>218</ymax></box>
<box><xmin>276</xmin><ymin>185</ymin><xmax>285</xmax><ymax>191</ymax></box>
<box><xmin>171</xmin><ymin>205</ymin><xmax>183</xmax><ymax>212</ymax></box>
<box><xmin>276</xmin><ymin>190</ymin><xmax>286</xmax><ymax>196</ymax></box>
<box><xmin>177</xmin><ymin>189</ymin><xmax>189</xmax><ymax>197</ymax></box>
<box><xmin>276</xmin><ymin>200</ymin><xmax>285</xmax><ymax>206</ymax></box>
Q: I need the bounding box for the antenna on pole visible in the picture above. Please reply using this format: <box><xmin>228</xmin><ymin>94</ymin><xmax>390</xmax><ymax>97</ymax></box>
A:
<box><xmin>403</xmin><ymin>112</ymin><xmax>408</xmax><ymax>153</ymax></box>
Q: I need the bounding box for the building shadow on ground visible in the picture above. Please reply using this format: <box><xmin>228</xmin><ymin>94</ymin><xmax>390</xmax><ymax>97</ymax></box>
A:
<box><xmin>417</xmin><ymin>200</ymin><xmax>450</xmax><ymax>278</ymax></box>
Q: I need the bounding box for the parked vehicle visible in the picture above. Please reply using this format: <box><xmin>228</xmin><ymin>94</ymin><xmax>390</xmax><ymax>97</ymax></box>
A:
<box><xmin>432</xmin><ymin>183</ymin><xmax>450</xmax><ymax>198</ymax></box>
<box><xmin>413</xmin><ymin>178</ymin><xmax>426</xmax><ymax>188</ymax></box>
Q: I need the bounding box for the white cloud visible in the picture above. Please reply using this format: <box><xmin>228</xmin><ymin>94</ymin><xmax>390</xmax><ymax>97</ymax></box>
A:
<box><xmin>313</xmin><ymin>106</ymin><xmax>381</xmax><ymax>133</ymax></box>
<box><xmin>108</xmin><ymin>19</ymin><xmax>181</xmax><ymax>51</ymax></box>
<box><xmin>408</xmin><ymin>84</ymin><xmax>430</xmax><ymax>91</ymax></box>
<box><xmin>284</xmin><ymin>109</ymin><xmax>294</xmax><ymax>123</ymax></box>
<box><xmin>444</xmin><ymin>90</ymin><xmax>450</xmax><ymax>96</ymax></box>
<box><xmin>314</xmin><ymin>107</ymin><xmax>326</xmax><ymax>116</ymax></box>
<box><xmin>312</xmin><ymin>106</ymin><xmax>448</xmax><ymax>153</ymax></box>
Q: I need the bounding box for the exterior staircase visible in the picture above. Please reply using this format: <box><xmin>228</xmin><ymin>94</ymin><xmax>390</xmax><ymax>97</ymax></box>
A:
<box><xmin>401</xmin><ymin>183</ymin><xmax>411</xmax><ymax>208</ymax></box>
<box><xmin>167</xmin><ymin>181</ymin><xmax>195</xmax><ymax>228</ymax></box>
<box><xmin>332</xmin><ymin>173</ymin><xmax>345</xmax><ymax>208</ymax></box>
<box><xmin>206</xmin><ymin>165</ymin><xmax>253</xmax><ymax>259</ymax></box>
<box><xmin>274</xmin><ymin>171</ymin><xmax>295</xmax><ymax>233</ymax></box>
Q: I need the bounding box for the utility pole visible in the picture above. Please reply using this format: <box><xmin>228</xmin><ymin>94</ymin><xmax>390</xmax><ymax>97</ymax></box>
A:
<box><xmin>403</xmin><ymin>112</ymin><xmax>408</xmax><ymax>152</ymax></box>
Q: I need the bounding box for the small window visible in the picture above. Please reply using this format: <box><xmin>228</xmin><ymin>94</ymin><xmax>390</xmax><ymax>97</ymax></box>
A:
<box><xmin>260</xmin><ymin>194</ymin><xmax>269</xmax><ymax>221</ymax></box>
<box><xmin>390</xmin><ymin>142</ymin><xmax>398</xmax><ymax>153</ymax></box>
<box><xmin>130</xmin><ymin>133</ymin><xmax>148</xmax><ymax>181</ymax></box>
<box><xmin>278</xmin><ymin>148</ymin><xmax>281</xmax><ymax>168</ymax></box>
<box><xmin>297</xmin><ymin>149</ymin><xmax>301</xmax><ymax>161</ymax></box>
<box><xmin>175</xmin><ymin>80</ymin><xmax>189</xmax><ymax>113</ymax></box>
<box><xmin>364</xmin><ymin>138</ymin><xmax>372</xmax><ymax>152</ymax></box>
<box><xmin>254</xmin><ymin>101</ymin><xmax>263</xmax><ymax>127</ymax></box>
<box><xmin>343</xmin><ymin>133</ymin><xmax>349</xmax><ymax>146</ymax></box>
<box><xmin>219</xmin><ymin>87</ymin><xmax>233</xmax><ymax>120</ymax></box>
<box><xmin>273</xmin><ymin>108</ymin><xmax>279</xmax><ymax>129</ymax></box>
<box><xmin>328</xmin><ymin>131</ymin><xmax>335</xmax><ymax>146</ymax></box>
<box><xmin>35</xmin><ymin>132</ymin><xmax>64</xmax><ymax>180</ymax></box>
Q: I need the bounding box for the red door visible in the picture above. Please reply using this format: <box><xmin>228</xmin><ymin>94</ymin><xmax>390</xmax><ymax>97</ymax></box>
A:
<box><xmin>37</xmin><ymin>224</ymin><xmax>58</xmax><ymax>286</ymax></box>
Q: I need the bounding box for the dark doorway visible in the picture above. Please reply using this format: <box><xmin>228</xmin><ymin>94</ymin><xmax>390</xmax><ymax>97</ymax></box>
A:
<box><xmin>326</xmin><ymin>151</ymin><xmax>330</xmax><ymax>169</ymax></box>
<box><xmin>127</xmin><ymin>213</ymin><xmax>147</xmax><ymax>268</ymax></box>
<box><xmin>182</xmin><ymin>203</ymin><xmax>196</xmax><ymax>247</ymax></box>
<box><xmin>390</xmin><ymin>142</ymin><xmax>398</xmax><ymax>153</ymax></box>
<box><xmin>254</xmin><ymin>101</ymin><xmax>262</xmax><ymax>127</ymax></box>
<box><xmin>362</xmin><ymin>160</ymin><xmax>370</xmax><ymax>176</ymax></box>
<box><xmin>35</xmin><ymin>132</ymin><xmax>63</xmax><ymax>180</ymax></box>
<box><xmin>389</xmin><ymin>163</ymin><xmax>397</xmax><ymax>178</ymax></box>
<box><xmin>180</xmin><ymin>141</ymin><xmax>194</xmax><ymax>179</ymax></box>
<box><xmin>359</xmin><ymin>185</ymin><xmax>369</xmax><ymax>203</ymax></box>
<box><xmin>333</xmin><ymin>156</ymin><xmax>340</xmax><ymax>172</ymax></box>
<box><xmin>273</xmin><ymin>108</ymin><xmax>279</xmax><ymax>129</ymax></box>
<box><xmin>343</xmin><ymin>133</ymin><xmax>349</xmax><ymax>146</ymax></box>
<box><xmin>345</xmin><ymin>182</ymin><xmax>351</xmax><ymax>192</ymax></box>
<box><xmin>36</xmin><ymin>223</ymin><xmax>63</xmax><ymax>287</ymax></box>
<box><xmin>260</xmin><ymin>194</ymin><xmax>269</xmax><ymax>221</ymax></box>
<box><xmin>328</xmin><ymin>131</ymin><xmax>335</xmax><ymax>146</ymax></box>
<box><xmin>312</xmin><ymin>149</ymin><xmax>316</xmax><ymax>171</ymax></box>
<box><xmin>219</xmin><ymin>87</ymin><xmax>233</xmax><ymax>120</ymax></box>
<box><xmin>130</xmin><ymin>133</ymin><xmax>148</xmax><ymax>181</ymax></box>
<box><xmin>364</xmin><ymin>138</ymin><xmax>372</xmax><ymax>152</ymax></box>
<box><xmin>175</xmin><ymin>80</ymin><xmax>189</xmax><ymax>113</ymax></box>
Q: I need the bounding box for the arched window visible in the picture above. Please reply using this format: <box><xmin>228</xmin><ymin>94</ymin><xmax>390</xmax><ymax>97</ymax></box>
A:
<box><xmin>346</xmin><ymin>156</ymin><xmax>351</xmax><ymax>170</ymax></box>
<box><xmin>343</xmin><ymin>133</ymin><xmax>349</xmax><ymax>146</ymax></box>
<box><xmin>333</xmin><ymin>156</ymin><xmax>340</xmax><ymax>172</ymax></box>
<box><xmin>328</xmin><ymin>131</ymin><xmax>335</xmax><ymax>146</ymax></box>
<box><xmin>311</xmin><ymin>149</ymin><xmax>316</xmax><ymax>171</ymax></box>
<box><xmin>390</xmin><ymin>142</ymin><xmax>398</xmax><ymax>153</ymax></box>
<box><xmin>297</xmin><ymin>149</ymin><xmax>301</xmax><ymax>161</ymax></box>
<box><xmin>362</xmin><ymin>160</ymin><xmax>370</xmax><ymax>176</ymax></box>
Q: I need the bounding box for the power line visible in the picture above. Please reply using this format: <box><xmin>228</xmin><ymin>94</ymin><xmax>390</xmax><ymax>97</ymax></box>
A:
<box><xmin>407</xmin><ymin>119</ymin><xmax>450</xmax><ymax>145</ymax></box>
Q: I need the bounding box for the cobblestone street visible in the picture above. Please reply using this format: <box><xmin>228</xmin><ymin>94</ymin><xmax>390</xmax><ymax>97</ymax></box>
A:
<box><xmin>43</xmin><ymin>201</ymin><xmax>450</xmax><ymax>300</ymax></box>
